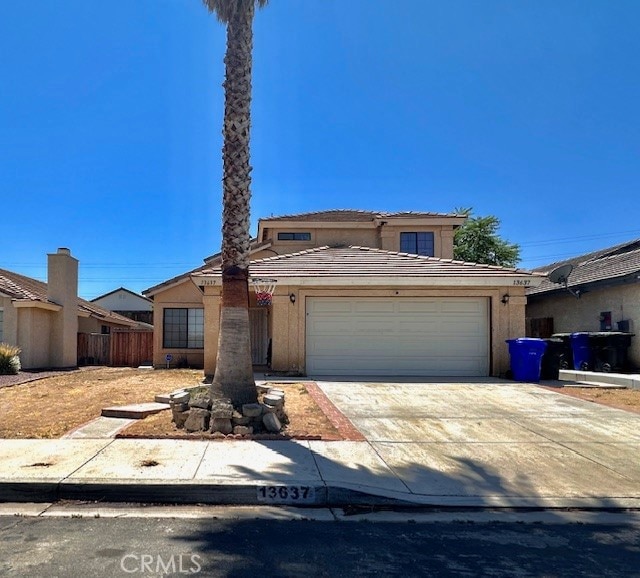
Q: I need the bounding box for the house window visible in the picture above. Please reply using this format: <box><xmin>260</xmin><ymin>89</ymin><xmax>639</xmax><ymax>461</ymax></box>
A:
<box><xmin>400</xmin><ymin>232</ymin><xmax>435</xmax><ymax>256</ymax></box>
<box><xmin>277</xmin><ymin>232</ymin><xmax>311</xmax><ymax>241</ymax></box>
<box><xmin>163</xmin><ymin>308</ymin><xmax>204</xmax><ymax>349</ymax></box>
<box><xmin>0</xmin><ymin>308</ymin><xmax>3</xmax><ymax>342</ymax></box>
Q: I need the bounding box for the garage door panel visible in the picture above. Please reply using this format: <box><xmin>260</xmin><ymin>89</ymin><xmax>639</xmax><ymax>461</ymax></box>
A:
<box><xmin>354</xmin><ymin>301</ymin><xmax>395</xmax><ymax>314</ymax></box>
<box><xmin>306</xmin><ymin>297</ymin><xmax>489</xmax><ymax>376</ymax></box>
<box><xmin>440</xmin><ymin>301</ymin><xmax>485</xmax><ymax>313</ymax></box>
<box><xmin>396</xmin><ymin>301</ymin><xmax>440</xmax><ymax>313</ymax></box>
<box><xmin>310</xmin><ymin>301</ymin><xmax>353</xmax><ymax>314</ymax></box>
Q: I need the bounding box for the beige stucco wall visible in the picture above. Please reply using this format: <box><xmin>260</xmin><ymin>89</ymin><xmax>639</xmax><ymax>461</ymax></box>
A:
<box><xmin>527</xmin><ymin>283</ymin><xmax>640</xmax><ymax>367</ymax></box>
<box><xmin>152</xmin><ymin>277</ymin><xmax>527</xmax><ymax>377</ymax></box>
<box><xmin>0</xmin><ymin>297</ymin><xmax>18</xmax><ymax>346</ymax></box>
<box><xmin>48</xmin><ymin>249</ymin><xmax>78</xmax><ymax>368</ymax></box>
<box><xmin>380</xmin><ymin>225</ymin><xmax>456</xmax><ymax>258</ymax></box>
<box><xmin>151</xmin><ymin>279</ymin><xmax>207</xmax><ymax>369</ymax></box>
<box><xmin>263</xmin><ymin>224</ymin><xmax>457</xmax><ymax>258</ymax></box>
<box><xmin>77</xmin><ymin>317</ymin><xmax>138</xmax><ymax>334</ymax></box>
<box><xmin>16</xmin><ymin>307</ymin><xmax>52</xmax><ymax>369</ymax></box>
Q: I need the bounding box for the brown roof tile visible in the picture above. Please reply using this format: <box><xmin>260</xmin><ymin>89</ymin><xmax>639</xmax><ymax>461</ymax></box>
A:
<box><xmin>260</xmin><ymin>209</ymin><xmax>464</xmax><ymax>222</ymax></box>
<box><xmin>527</xmin><ymin>238</ymin><xmax>640</xmax><ymax>296</ymax></box>
<box><xmin>0</xmin><ymin>268</ymin><xmax>137</xmax><ymax>327</ymax></box>
<box><xmin>195</xmin><ymin>246</ymin><xmax>540</xmax><ymax>281</ymax></box>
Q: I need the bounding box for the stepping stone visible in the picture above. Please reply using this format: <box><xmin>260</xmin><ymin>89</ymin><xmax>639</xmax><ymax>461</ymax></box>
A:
<box><xmin>155</xmin><ymin>393</ymin><xmax>176</xmax><ymax>404</ymax></box>
<box><xmin>63</xmin><ymin>417</ymin><xmax>136</xmax><ymax>439</ymax></box>
<box><xmin>101</xmin><ymin>402</ymin><xmax>170</xmax><ymax>419</ymax></box>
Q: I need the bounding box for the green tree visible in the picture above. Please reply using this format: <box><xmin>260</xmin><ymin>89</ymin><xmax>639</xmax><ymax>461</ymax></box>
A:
<box><xmin>453</xmin><ymin>208</ymin><xmax>520</xmax><ymax>268</ymax></box>
<box><xmin>202</xmin><ymin>0</ymin><xmax>268</xmax><ymax>406</ymax></box>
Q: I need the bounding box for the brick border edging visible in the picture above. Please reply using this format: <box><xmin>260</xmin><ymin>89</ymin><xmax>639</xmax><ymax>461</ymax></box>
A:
<box><xmin>303</xmin><ymin>381</ymin><xmax>366</xmax><ymax>441</ymax></box>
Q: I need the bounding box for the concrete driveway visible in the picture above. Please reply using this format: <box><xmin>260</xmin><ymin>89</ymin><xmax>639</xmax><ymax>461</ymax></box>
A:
<box><xmin>314</xmin><ymin>377</ymin><xmax>640</xmax><ymax>508</ymax></box>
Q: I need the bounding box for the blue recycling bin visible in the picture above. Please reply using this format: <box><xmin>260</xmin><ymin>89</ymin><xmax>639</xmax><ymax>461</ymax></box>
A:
<box><xmin>570</xmin><ymin>332</ymin><xmax>592</xmax><ymax>371</ymax></box>
<box><xmin>506</xmin><ymin>338</ymin><xmax>548</xmax><ymax>382</ymax></box>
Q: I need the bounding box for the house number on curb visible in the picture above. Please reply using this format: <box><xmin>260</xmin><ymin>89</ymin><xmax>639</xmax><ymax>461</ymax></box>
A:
<box><xmin>257</xmin><ymin>485</ymin><xmax>316</xmax><ymax>503</ymax></box>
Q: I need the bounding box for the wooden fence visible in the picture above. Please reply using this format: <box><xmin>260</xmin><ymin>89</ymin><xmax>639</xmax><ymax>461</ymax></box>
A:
<box><xmin>78</xmin><ymin>331</ymin><xmax>153</xmax><ymax>367</ymax></box>
<box><xmin>526</xmin><ymin>317</ymin><xmax>555</xmax><ymax>338</ymax></box>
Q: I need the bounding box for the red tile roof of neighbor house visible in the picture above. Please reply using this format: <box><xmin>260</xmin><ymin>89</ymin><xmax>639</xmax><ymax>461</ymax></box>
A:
<box><xmin>260</xmin><ymin>209</ymin><xmax>465</xmax><ymax>222</ymax></box>
<box><xmin>0</xmin><ymin>268</ymin><xmax>138</xmax><ymax>327</ymax></box>
<box><xmin>526</xmin><ymin>238</ymin><xmax>640</xmax><ymax>296</ymax></box>
<box><xmin>193</xmin><ymin>246</ymin><xmax>542</xmax><ymax>282</ymax></box>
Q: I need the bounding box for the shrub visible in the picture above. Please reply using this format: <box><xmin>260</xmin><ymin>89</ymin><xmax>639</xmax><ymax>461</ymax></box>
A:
<box><xmin>0</xmin><ymin>343</ymin><xmax>21</xmax><ymax>375</ymax></box>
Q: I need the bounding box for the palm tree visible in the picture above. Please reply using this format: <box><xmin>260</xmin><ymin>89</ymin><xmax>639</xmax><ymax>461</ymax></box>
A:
<box><xmin>202</xmin><ymin>0</ymin><xmax>268</xmax><ymax>406</ymax></box>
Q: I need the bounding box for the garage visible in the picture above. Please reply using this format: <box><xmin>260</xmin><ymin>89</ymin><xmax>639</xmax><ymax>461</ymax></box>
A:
<box><xmin>305</xmin><ymin>297</ymin><xmax>489</xmax><ymax>376</ymax></box>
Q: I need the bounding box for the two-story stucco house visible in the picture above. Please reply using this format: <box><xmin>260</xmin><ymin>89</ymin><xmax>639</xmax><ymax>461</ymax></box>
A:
<box><xmin>144</xmin><ymin>210</ymin><xmax>543</xmax><ymax>377</ymax></box>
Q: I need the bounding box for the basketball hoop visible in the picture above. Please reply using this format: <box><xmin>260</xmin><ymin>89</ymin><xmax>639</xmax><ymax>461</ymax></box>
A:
<box><xmin>251</xmin><ymin>278</ymin><xmax>277</xmax><ymax>306</ymax></box>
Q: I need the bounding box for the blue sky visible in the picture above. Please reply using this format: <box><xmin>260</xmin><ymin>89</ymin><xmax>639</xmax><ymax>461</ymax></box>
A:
<box><xmin>2</xmin><ymin>0</ymin><xmax>639</xmax><ymax>299</ymax></box>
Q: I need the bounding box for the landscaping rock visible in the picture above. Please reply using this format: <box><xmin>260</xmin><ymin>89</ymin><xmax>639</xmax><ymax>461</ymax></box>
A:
<box><xmin>184</xmin><ymin>408</ymin><xmax>210</xmax><ymax>432</ymax></box>
<box><xmin>242</xmin><ymin>403</ymin><xmax>263</xmax><ymax>417</ymax></box>
<box><xmin>170</xmin><ymin>391</ymin><xmax>190</xmax><ymax>405</ymax></box>
<box><xmin>210</xmin><ymin>400</ymin><xmax>234</xmax><ymax>419</ymax></box>
<box><xmin>210</xmin><ymin>418</ymin><xmax>233</xmax><ymax>435</ymax></box>
<box><xmin>268</xmin><ymin>388</ymin><xmax>285</xmax><ymax>397</ymax></box>
<box><xmin>189</xmin><ymin>394</ymin><xmax>211</xmax><ymax>410</ymax></box>
<box><xmin>263</xmin><ymin>412</ymin><xmax>281</xmax><ymax>433</ymax></box>
<box><xmin>263</xmin><ymin>394</ymin><xmax>284</xmax><ymax>408</ymax></box>
<box><xmin>170</xmin><ymin>402</ymin><xmax>189</xmax><ymax>412</ymax></box>
<box><xmin>172</xmin><ymin>409</ymin><xmax>190</xmax><ymax>429</ymax></box>
<box><xmin>233</xmin><ymin>425</ymin><xmax>253</xmax><ymax>436</ymax></box>
<box><xmin>256</xmin><ymin>384</ymin><xmax>271</xmax><ymax>394</ymax></box>
<box><xmin>232</xmin><ymin>411</ymin><xmax>251</xmax><ymax>426</ymax></box>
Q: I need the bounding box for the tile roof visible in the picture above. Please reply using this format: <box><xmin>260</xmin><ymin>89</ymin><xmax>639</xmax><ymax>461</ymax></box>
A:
<box><xmin>194</xmin><ymin>246</ymin><xmax>541</xmax><ymax>282</ymax></box>
<box><xmin>0</xmin><ymin>268</ymin><xmax>137</xmax><ymax>327</ymax></box>
<box><xmin>260</xmin><ymin>209</ymin><xmax>465</xmax><ymax>222</ymax></box>
<box><xmin>90</xmin><ymin>287</ymin><xmax>153</xmax><ymax>304</ymax></box>
<box><xmin>526</xmin><ymin>238</ymin><xmax>640</xmax><ymax>296</ymax></box>
<box><xmin>144</xmin><ymin>239</ymin><xmax>275</xmax><ymax>297</ymax></box>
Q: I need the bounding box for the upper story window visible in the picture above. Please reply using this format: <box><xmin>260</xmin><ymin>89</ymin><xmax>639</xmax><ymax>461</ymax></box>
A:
<box><xmin>163</xmin><ymin>308</ymin><xmax>204</xmax><ymax>349</ymax></box>
<box><xmin>277</xmin><ymin>232</ymin><xmax>311</xmax><ymax>241</ymax></box>
<box><xmin>400</xmin><ymin>232</ymin><xmax>435</xmax><ymax>256</ymax></box>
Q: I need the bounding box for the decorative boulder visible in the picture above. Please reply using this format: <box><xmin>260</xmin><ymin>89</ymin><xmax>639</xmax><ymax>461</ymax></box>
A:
<box><xmin>184</xmin><ymin>408</ymin><xmax>210</xmax><ymax>432</ymax></box>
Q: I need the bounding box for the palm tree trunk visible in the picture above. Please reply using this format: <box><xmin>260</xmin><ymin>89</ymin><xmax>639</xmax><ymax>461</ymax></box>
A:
<box><xmin>211</xmin><ymin>0</ymin><xmax>258</xmax><ymax>406</ymax></box>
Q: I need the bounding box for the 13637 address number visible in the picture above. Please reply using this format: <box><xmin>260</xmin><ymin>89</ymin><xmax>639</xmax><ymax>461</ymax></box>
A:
<box><xmin>257</xmin><ymin>485</ymin><xmax>316</xmax><ymax>504</ymax></box>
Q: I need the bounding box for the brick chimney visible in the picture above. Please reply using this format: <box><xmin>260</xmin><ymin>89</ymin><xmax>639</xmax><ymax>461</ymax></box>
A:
<box><xmin>48</xmin><ymin>248</ymin><xmax>78</xmax><ymax>368</ymax></box>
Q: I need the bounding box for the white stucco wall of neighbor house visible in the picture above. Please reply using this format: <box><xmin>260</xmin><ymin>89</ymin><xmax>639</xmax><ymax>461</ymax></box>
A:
<box><xmin>527</xmin><ymin>283</ymin><xmax>640</xmax><ymax>368</ymax></box>
<box><xmin>93</xmin><ymin>290</ymin><xmax>152</xmax><ymax>312</ymax></box>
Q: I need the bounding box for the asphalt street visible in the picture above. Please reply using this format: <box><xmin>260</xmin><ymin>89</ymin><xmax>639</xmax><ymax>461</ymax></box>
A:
<box><xmin>1</xmin><ymin>510</ymin><xmax>639</xmax><ymax>577</ymax></box>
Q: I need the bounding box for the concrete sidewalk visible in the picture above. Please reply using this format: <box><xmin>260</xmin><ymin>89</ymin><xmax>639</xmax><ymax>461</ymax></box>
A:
<box><xmin>1</xmin><ymin>378</ymin><xmax>639</xmax><ymax>509</ymax></box>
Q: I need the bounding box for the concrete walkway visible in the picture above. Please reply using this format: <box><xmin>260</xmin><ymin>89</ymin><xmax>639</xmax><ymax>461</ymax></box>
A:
<box><xmin>1</xmin><ymin>378</ymin><xmax>639</xmax><ymax>509</ymax></box>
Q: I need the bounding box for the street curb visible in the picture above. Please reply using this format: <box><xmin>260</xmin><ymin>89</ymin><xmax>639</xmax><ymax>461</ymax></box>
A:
<box><xmin>3</xmin><ymin>480</ymin><xmax>640</xmax><ymax>510</ymax></box>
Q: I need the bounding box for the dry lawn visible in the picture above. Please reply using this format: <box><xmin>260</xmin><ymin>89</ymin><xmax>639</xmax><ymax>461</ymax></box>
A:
<box><xmin>120</xmin><ymin>381</ymin><xmax>342</xmax><ymax>440</ymax></box>
<box><xmin>544</xmin><ymin>385</ymin><xmax>640</xmax><ymax>415</ymax></box>
<box><xmin>0</xmin><ymin>368</ymin><xmax>342</xmax><ymax>440</ymax></box>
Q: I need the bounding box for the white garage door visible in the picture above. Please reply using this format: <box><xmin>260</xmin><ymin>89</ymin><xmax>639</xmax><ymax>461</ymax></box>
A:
<box><xmin>306</xmin><ymin>297</ymin><xmax>489</xmax><ymax>376</ymax></box>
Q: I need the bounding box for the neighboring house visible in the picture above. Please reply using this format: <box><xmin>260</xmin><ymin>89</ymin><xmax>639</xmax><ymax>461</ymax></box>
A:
<box><xmin>526</xmin><ymin>238</ymin><xmax>640</xmax><ymax>368</ymax></box>
<box><xmin>91</xmin><ymin>287</ymin><xmax>154</xmax><ymax>325</ymax></box>
<box><xmin>144</xmin><ymin>210</ymin><xmax>543</xmax><ymax>377</ymax></box>
<box><xmin>0</xmin><ymin>248</ymin><xmax>138</xmax><ymax>369</ymax></box>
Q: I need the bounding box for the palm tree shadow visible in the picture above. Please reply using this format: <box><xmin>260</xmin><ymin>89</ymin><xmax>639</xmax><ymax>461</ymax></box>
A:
<box><xmin>167</xmin><ymin>442</ymin><xmax>637</xmax><ymax>577</ymax></box>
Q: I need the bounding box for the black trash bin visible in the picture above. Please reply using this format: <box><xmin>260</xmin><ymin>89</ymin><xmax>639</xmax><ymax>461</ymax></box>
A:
<box><xmin>550</xmin><ymin>333</ymin><xmax>575</xmax><ymax>370</ymax></box>
<box><xmin>541</xmin><ymin>338</ymin><xmax>571</xmax><ymax>379</ymax></box>
<box><xmin>588</xmin><ymin>332</ymin><xmax>634</xmax><ymax>372</ymax></box>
